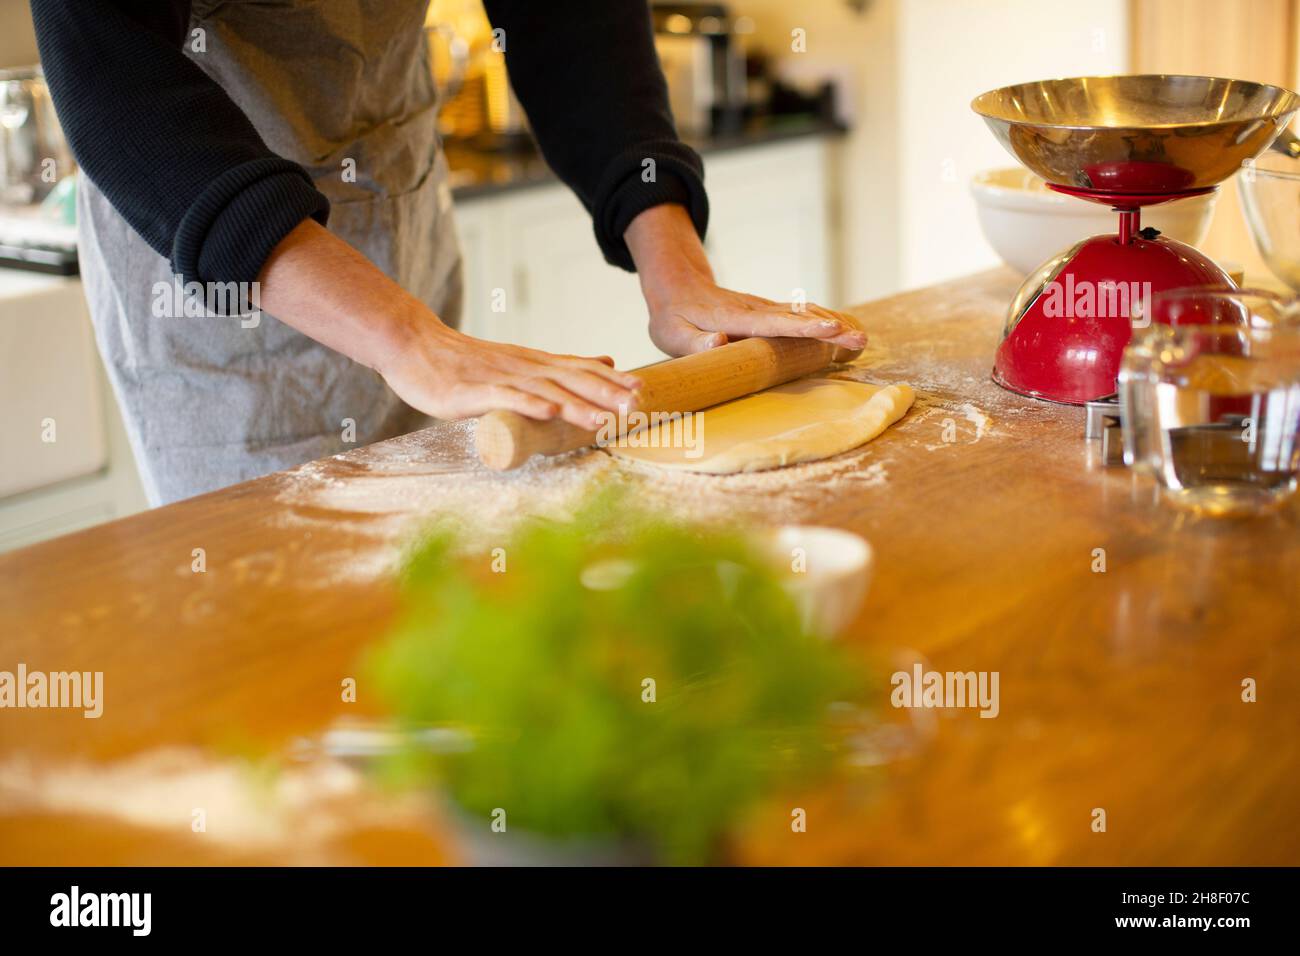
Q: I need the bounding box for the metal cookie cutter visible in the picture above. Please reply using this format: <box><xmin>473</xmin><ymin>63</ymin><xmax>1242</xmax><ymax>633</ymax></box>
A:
<box><xmin>1084</xmin><ymin>395</ymin><xmax>1125</xmax><ymax>466</ymax></box>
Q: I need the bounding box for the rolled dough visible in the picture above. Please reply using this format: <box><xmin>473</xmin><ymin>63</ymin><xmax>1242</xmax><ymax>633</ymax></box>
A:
<box><xmin>610</xmin><ymin>377</ymin><xmax>915</xmax><ymax>474</ymax></box>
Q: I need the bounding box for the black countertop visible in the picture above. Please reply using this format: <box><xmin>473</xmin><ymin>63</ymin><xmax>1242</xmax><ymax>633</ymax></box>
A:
<box><xmin>446</xmin><ymin>115</ymin><xmax>845</xmax><ymax>202</ymax></box>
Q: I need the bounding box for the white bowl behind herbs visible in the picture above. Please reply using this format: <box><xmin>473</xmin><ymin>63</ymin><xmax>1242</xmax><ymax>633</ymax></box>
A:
<box><xmin>756</xmin><ymin>525</ymin><xmax>873</xmax><ymax>638</ymax></box>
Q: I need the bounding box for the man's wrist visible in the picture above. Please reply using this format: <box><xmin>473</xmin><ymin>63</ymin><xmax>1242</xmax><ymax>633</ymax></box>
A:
<box><xmin>625</xmin><ymin>203</ymin><xmax>714</xmax><ymax>309</ymax></box>
<box><xmin>370</xmin><ymin>297</ymin><xmax>455</xmax><ymax>377</ymax></box>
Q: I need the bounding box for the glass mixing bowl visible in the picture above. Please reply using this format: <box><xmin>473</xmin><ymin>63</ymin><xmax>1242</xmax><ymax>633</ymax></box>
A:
<box><xmin>1238</xmin><ymin>152</ymin><xmax>1300</xmax><ymax>292</ymax></box>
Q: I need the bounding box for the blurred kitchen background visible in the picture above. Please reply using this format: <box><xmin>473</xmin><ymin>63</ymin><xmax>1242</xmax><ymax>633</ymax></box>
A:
<box><xmin>1</xmin><ymin>0</ymin><xmax>1298</xmax><ymax>550</ymax></box>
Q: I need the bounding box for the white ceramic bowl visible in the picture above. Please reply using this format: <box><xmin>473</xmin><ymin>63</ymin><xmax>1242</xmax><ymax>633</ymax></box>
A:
<box><xmin>971</xmin><ymin>168</ymin><xmax>1218</xmax><ymax>275</ymax></box>
<box><xmin>757</xmin><ymin>524</ymin><xmax>874</xmax><ymax>638</ymax></box>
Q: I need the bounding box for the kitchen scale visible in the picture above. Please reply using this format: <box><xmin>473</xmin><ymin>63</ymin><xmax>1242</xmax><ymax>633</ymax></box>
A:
<box><xmin>971</xmin><ymin>74</ymin><xmax>1300</xmax><ymax>406</ymax></box>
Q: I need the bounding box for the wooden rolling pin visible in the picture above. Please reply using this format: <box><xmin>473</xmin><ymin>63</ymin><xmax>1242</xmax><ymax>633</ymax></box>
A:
<box><xmin>475</xmin><ymin>336</ymin><xmax>850</xmax><ymax>471</ymax></box>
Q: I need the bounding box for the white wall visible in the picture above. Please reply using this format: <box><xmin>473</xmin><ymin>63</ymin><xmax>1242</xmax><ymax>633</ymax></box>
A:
<box><xmin>896</xmin><ymin>0</ymin><xmax>1128</xmax><ymax>288</ymax></box>
<box><xmin>739</xmin><ymin>0</ymin><xmax>1129</xmax><ymax>301</ymax></box>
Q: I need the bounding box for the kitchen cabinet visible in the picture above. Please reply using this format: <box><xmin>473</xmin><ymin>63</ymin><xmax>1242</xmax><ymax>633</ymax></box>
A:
<box><xmin>463</xmin><ymin>185</ymin><xmax>651</xmax><ymax>364</ymax></box>
<box><xmin>705</xmin><ymin>138</ymin><xmax>834</xmax><ymax>310</ymax></box>
<box><xmin>453</xmin><ymin>135</ymin><xmax>836</xmax><ymax>369</ymax></box>
<box><xmin>0</xmin><ymin>272</ymin><xmax>146</xmax><ymax>553</ymax></box>
<box><xmin>0</xmin><ymin>273</ymin><xmax>105</xmax><ymax>500</ymax></box>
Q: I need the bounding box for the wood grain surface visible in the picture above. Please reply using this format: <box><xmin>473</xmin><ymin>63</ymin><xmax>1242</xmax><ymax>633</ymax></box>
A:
<box><xmin>2</xmin><ymin>268</ymin><xmax>1297</xmax><ymax>865</ymax></box>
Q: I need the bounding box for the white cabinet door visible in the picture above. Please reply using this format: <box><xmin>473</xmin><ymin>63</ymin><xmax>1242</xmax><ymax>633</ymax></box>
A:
<box><xmin>449</xmin><ymin>200</ymin><xmax>489</xmax><ymax>337</ymax></box>
<box><xmin>501</xmin><ymin>188</ymin><xmax>658</xmax><ymax>368</ymax></box>
<box><xmin>703</xmin><ymin>139</ymin><xmax>831</xmax><ymax>307</ymax></box>
<box><xmin>0</xmin><ymin>273</ymin><xmax>147</xmax><ymax>553</ymax></box>
<box><xmin>0</xmin><ymin>273</ymin><xmax>106</xmax><ymax>499</ymax></box>
<box><xmin>450</xmin><ymin>199</ymin><xmax>509</xmax><ymax>342</ymax></box>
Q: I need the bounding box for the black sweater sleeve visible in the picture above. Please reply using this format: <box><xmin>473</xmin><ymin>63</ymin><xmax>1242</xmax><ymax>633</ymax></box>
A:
<box><xmin>481</xmin><ymin>0</ymin><xmax>709</xmax><ymax>271</ymax></box>
<box><xmin>29</xmin><ymin>0</ymin><xmax>329</xmax><ymax>288</ymax></box>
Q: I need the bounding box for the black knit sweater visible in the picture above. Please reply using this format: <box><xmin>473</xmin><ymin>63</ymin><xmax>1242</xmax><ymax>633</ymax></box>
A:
<box><xmin>29</xmin><ymin>0</ymin><xmax>709</xmax><ymax>285</ymax></box>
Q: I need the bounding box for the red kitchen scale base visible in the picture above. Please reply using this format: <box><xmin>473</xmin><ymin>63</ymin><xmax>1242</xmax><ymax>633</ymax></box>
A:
<box><xmin>971</xmin><ymin>75</ymin><xmax>1300</xmax><ymax>406</ymax></box>
<box><xmin>991</xmin><ymin>186</ymin><xmax>1233</xmax><ymax>405</ymax></box>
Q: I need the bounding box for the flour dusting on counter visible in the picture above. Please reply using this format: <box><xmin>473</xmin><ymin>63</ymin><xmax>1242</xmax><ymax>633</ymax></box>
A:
<box><xmin>0</xmin><ymin>749</ymin><xmax>435</xmax><ymax>862</ymax></box>
<box><xmin>267</xmin><ymin>306</ymin><xmax>1054</xmax><ymax>590</ymax></box>
<box><xmin>272</xmin><ymin>415</ymin><xmax>899</xmax><ymax>587</ymax></box>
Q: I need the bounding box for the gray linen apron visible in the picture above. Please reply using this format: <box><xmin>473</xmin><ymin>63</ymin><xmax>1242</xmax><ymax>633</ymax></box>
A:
<box><xmin>76</xmin><ymin>0</ymin><xmax>462</xmax><ymax>505</ymax></box>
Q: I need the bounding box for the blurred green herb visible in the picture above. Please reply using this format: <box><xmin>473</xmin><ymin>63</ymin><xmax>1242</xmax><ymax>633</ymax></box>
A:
<box><xmin>366</xmin><ymin>494</ymin><xmax>868</xmax><ymax>864</ymax></box>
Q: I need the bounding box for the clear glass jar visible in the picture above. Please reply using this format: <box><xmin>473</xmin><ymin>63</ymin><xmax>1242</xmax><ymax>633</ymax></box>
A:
<box><xmin>1119</xmin><ymin>288</ymin><xmax>1300</xmax><ymax>515</ymax></box>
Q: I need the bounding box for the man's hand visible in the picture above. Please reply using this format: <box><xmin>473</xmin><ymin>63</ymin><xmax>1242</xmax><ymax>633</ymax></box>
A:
<box><xmin>257</xmin><ymin>220</ymin><xmax>639</xmax><ymax>428</ymax></box>
<box><xmin>625</xmin><ymin>204</ymin><xmax>867</xmax><ymax>357</ymax></box>
<box><xmin>377</xmin><ymin>316</ymin><xmax>640</xmax><ymax>429</ymax></box>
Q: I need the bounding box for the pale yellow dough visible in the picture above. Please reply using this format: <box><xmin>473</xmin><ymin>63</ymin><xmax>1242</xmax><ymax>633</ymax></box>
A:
<box><xmin>610</xmin><ymin>377</ymin><xmax>915</xmax><ymax>474</ymax></box>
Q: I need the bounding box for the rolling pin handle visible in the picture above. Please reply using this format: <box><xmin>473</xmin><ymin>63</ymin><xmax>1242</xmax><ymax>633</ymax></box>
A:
<box><xmin>476</xmin><ymin>410</ymin><xmax>543</xmax><ymax>472</ymax></box>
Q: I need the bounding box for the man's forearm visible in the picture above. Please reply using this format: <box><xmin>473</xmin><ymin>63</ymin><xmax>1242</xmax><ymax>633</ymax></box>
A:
<box><xmin>255</xmin><ymin>219</ymin><xmax>432</xmax><ymax>376</ymax></box>
<box><xmin>253</xmin><ymin>219</ymin><xmax>639</xmax><ymax>429</ymax></box>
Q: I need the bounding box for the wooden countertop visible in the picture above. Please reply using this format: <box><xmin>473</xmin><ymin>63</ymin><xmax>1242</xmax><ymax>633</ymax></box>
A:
<box><xmin>3</xmin><ymin>268</ymin><xmax>1298</xmax><ymax>865</ymax></box>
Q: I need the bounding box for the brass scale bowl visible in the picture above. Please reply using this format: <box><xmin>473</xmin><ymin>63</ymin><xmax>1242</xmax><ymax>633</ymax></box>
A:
<box><xmin>971</xmin><ymin>74</ymin><xmax>1300</xmax><ymax>196</ymax></box>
